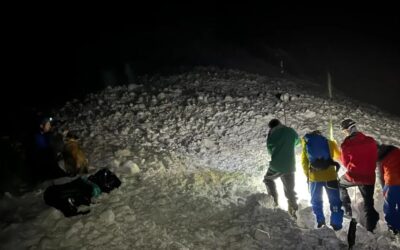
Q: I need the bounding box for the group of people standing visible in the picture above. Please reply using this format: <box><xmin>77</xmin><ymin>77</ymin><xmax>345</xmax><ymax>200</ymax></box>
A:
<box><xmin>264</xmin><ymin>118</ymin><xmax>400</xmax><ymax>235</ymax></box>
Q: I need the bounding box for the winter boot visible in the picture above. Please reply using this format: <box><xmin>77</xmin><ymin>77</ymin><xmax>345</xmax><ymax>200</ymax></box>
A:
<box><xmin>288</xmin><ymin>203</ymin><xmax>298</xmax><ymax>219</ymax></box>
<box><xmin>273</xmin><ymin>197</ymin><xmax>279</xmax><ymax>207</ymax></box>
<box><xmin>331</xmin><ymin>224</ymin><xmax>342</xmax><ymax>231</ymax></box>
<box><xmin>366</xmin><ymin>210</ymin><xmax>379</xmax><ymax>232</ymax></box>
<box><xmin>317</xmin><ymin>220</ymin><xmax>326</xmax><ymax>228</ymax></box>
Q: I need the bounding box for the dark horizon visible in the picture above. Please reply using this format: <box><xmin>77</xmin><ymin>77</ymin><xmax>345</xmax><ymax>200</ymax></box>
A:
<box><xmin>3</xmin><ymin>5</ymin><xmax>399</xmax><ymax>136</ymax></box>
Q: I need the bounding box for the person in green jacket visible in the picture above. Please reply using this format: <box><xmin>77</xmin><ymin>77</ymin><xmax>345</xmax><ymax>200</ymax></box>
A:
<box><xmin>264</xmin><ymin>119</ymin><xmax>300</xmax><ymax>218</ymax></box>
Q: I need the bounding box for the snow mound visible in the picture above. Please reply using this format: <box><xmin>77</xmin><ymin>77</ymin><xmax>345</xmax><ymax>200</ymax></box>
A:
<box><xmin>1</xmin><ymin>67</ymin><xmax>399</xmax><ymax>249</ymax></box>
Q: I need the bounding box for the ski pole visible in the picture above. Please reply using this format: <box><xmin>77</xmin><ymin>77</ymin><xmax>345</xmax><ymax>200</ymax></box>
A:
<box><xmin>327</xmin><ymin>71</ymin><xmax>334</xmax><ymax>140</ymax></box>
<box><xmin>283</xmin><ymin>102</ymin><xmax>287</xmax><ymax>125</ymax></box>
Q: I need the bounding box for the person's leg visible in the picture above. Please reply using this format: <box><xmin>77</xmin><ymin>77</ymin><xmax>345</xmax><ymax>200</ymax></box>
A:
<box><xmin>263</xmin><ymin>168</ymin><xmax>282</xmax><ymax>205</ymax></box>
<box><xmin>281</xmin><ymin>172</ymin><xmax>298</xmax><ymax>217</ymax></box>
<box><xmin>390</xmin><ymin>185</ymin><xmax>400</xmax><ymax>233</ymax></box>
<box><xmin>394</xmin><ymin>186</ymin><xmax>400</xmax><ymax>232</ymax></box>
<box><xmin>326</xmin><ymin>180</ymin><xmax>344</xmax><ymax>230</ymax></box>
<box><xmin>310</xmin><ymin>182</ymin><xmax>325</xmax><ymax>227</ymax></box>
<box><xmin>358</xmin><ymin>185</ymin><xmax>379</xmax><ymax>232</ymax></box>
<box><xmin>338</xmin><ymin>175</ymin><xmax>355</xmax><ymax>217</ymax></box>
<box><xmin>383</xmin><ymin>185</ymin><xmax>400</xmax><ymax>232</ymax></box>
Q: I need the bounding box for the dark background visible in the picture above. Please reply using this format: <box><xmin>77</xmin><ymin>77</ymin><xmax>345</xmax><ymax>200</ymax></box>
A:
<box><xmin>3</xmin><ymin>4</ymin><xmax>400</xmax><ymax>137</ymax></box>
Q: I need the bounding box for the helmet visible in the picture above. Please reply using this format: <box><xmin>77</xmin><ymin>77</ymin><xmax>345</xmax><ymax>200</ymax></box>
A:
<box><xmin>39</xmin><ymin>116</ymin><xmax>53</xmax><ymax>125</ymax></box>
<box><xmin>340</xmin><ymin>118</ymin><xmax>356</xmax><ymax>130</ymax></box>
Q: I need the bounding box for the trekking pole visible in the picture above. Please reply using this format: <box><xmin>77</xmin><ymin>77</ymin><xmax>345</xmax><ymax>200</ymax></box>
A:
<box><xmin>283</xmin><ymin>102</ymin><xmax>287</xmax><ymax>125</ymax></box>
<box><xmin>348</xmin><ymin>187</ymin><xmax>357</xmax><ymax>250</ymax></box>
<box><xmin>327</xmin><ymin>71</ymin><xmax>334</xmax><ymax>141</ymax></box>
<box><xmin>307</xmin><ymin>163</ymin><xmax>311</xmax><ymax>192</ymax></box>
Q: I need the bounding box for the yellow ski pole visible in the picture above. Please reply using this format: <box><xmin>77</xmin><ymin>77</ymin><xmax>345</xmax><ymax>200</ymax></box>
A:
<box><xmin>327</xmin><ymin>72</ymin><xmax>334</xmax><ymax>141</ymax></box>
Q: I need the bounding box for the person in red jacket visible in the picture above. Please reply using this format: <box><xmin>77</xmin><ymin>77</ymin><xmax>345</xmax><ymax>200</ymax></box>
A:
<box><xmin>338</xmin><ymin>118</ymin><xmax>379</xmax><ymax>232</ymax></box>
<box><xmin>377</xmin><ymin>144</ymin><xmax>400</xmax><ymax>235</ymax></box>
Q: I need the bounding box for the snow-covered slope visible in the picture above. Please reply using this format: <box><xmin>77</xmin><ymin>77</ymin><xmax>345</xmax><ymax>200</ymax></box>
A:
<box><xmin>1</xmin><ymin>67</ymin><xmax>399</xmax><ymax>249</ymax></box>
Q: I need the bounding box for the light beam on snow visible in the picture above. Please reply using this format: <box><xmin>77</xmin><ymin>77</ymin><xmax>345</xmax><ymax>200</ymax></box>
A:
<box><xmin>275</xmin><ymin>155</ymin><xmax>329</xmax><ymax>211</ymax></box>
<box><xmin>294</xmin><ymin>155</ymin><xmax>311</xmax><ymax>207</ymax></box>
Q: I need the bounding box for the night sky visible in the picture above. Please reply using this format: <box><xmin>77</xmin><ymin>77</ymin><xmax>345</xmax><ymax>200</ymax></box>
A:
<box><xmin>3</xmin><ymin>4</ymin><xmax>399</xmax><ymax>136</ymax></box>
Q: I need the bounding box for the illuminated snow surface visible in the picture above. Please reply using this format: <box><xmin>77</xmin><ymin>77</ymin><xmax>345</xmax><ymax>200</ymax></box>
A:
<box><xmin>1</xmin><ymin>68</ymin><xmax>399</xmax><ymax>249</ymax></box>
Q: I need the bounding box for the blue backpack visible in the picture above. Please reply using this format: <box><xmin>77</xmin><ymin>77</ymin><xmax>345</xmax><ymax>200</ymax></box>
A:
<box><xmin>304</xmin><ymin>133</ymin><xmax>333</xmax><ymax>170</ymax></box>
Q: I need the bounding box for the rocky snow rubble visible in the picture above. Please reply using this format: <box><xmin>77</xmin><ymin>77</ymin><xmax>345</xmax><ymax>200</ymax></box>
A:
<box><xmin>1</xmin><ymin>67</ymin><xmax>399</xmax><ymax>249</ymax></box>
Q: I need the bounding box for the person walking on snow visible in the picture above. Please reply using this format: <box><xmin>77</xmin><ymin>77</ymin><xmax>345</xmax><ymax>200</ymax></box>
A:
<box><xmin>377</xmin><ymin>144</ymin><xmax>400</xmax><ymax>235</ymax></box>
<box><xmin>264</xmin><ymin>119</ymin><xmax>300</xmax><ymax>218</ymax></box>
<box><xmin>338</xmin><ymin>118</ymin><xmax>379</xmax><ymax>232</ymax></box>
<box><xmin>301</xmin><ymin>130</ymin><xmax>344</xmax><ymax>230</ymax></box>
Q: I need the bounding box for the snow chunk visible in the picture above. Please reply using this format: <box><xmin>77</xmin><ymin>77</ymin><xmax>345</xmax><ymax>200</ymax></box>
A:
<box><xmin>115</xmin><ymin>149</ymin><xmax>132</xmax><ymax>158</ymax></box>
<box><xmin>98</xmin><ymin>210</ymin><xmax>115</xmax><ymax>225</ymax></box>
<box><xmin>65</xmin><ymin>221</ymin><xmax>84</xmax><ymax>239</ymax></box>
<box><xmin>224</xmin><ymin>95</ymin><xmax>233</xmax><ymax>102</ymax></box>
<box><xmin>297</xmin><ymin>206</ymin><xmax>315</xmax><ymax>229</ymax></box>
<box><xmin>121</xmin><ymin>160</ymin><xmax>141</xmax><ymax>175</ymax></box>
<box><xmin>128</xmin><ymin>83</ymin><xmax>142</xmax><ymax>91</ymax></box>
<box><xmin>157</xmin><ymin>92</ymin><xmax>166</xmax><ymax>100</ymax></box>
<box><xmin>303</xmin><ymin>110</ymin><xmax>316</xmax><ymax>118</ymax></box>
<box><xmin>280</xmin><ymin>93</ymin><xmax>290</xmax><ymax>102</ymax></box>
<box><xmin>202</xmin><ymin>138</ymin><xmax>216</xmax><ymax>149</ymax></box>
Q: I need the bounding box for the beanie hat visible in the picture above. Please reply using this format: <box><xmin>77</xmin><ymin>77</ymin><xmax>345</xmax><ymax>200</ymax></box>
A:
<box><xmin>268</xmin><ymin>119</ymin><xmax>281</xmax><ymax>129</ymax></box>
<box><xmin>340</xmin><ymin>118</ymin><xmax>356</xmax><ymax>130</ymax></box>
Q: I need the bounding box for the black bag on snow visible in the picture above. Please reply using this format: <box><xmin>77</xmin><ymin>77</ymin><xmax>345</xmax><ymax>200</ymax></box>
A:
<box><xmin>43</xmin><ymin>178</ymin><xmax>93</xmax><ymax>217</ymax></box>
<box><xmin>43</xmin><ymin>168</ymin><xmax>121</xmax><ymax>217</ymax></box>
<box><xmin>88</xmin><ymin>168</ymin><xmax>121</xmax><ymax>193</ymax></box>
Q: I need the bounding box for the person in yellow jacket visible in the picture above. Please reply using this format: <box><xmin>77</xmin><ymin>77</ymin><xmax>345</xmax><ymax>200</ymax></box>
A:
<box><xmin>301</xmin><ymin>130</ymin><xmax>344</xmax><ymax>230</ymax></box>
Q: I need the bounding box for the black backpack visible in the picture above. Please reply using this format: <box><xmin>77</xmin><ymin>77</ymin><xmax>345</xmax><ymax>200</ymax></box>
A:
<box><xmin>43</xmin><ymin>178</ymin><xmax>93</xmax><ymax>217</ymax></box>
<box><xmin>88</xmin><ymin>168</ymin><xmax>121</xmax><ymax>193</ymax></box>
<box><xmin>43</xmin><ymin>168</ymin><xmax>121</xmax><ymax>217</ymax></box>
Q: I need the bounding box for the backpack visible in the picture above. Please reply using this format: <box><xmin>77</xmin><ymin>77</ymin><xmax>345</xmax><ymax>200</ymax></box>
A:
<box><xmin>304</xmin><ymin>133</ymin><xmax>333</xmax><ymax>171</ymax></box>
<box><xmin>43</xmin><ymin>178</ymin><xmax>93</xmax><ymax>217</ymax></box>
<box><xmin>88</xmin><ymin>168</ymin><xmax>121</xmax><ymax>193</ymax></box>
<box><xmin>43</xmin><ymin>168</ymin><xmax>121</xmax><ymax>217</ymax></box>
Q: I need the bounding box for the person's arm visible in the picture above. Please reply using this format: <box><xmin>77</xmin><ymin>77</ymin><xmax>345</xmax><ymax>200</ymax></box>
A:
<box><xmin>267</xmin><ymin>134</ymin><xmax>273</xmax><ymax>155</ymax></box>
<box><xmin>301</xmin><ymin>138</ymin><xmax>310</xmax><ymax>178</ymax></box>
<box><xmin>293</xmin><ymin>129</ymin><xmax>300</xmax><ymax>146</ymax></box>
<box><xmin>340</xmin><ymin>143</ymin><xmax>350</xmax><ymax>170</ymax></box>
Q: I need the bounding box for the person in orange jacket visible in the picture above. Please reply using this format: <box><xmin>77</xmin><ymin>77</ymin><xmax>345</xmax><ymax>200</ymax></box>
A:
<box><xmin>377</xmin><ymin>144</ymin><xmax>400</xmax><ymax>235</ymax></box>
<box><xmin>339</xmin><ymin>118</ymin><xmax>379</xmax><ymax>232</ymax></box>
